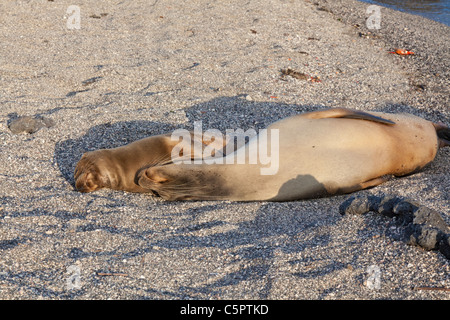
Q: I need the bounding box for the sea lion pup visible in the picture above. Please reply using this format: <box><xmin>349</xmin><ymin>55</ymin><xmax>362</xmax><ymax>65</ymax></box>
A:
<box><xmin>75</xmin><ymin>108</ymin><xmax>449</xmax><ymax>200</ymax></box>
<box><xmin>134</xmin><ymin>108</ymin><xmax>448</xmax><ymax>201</ymax></box>
<box><xmin>74</xmin><ymin>132</ymin><xmax>227</xmax><ymax>193</ymax></box>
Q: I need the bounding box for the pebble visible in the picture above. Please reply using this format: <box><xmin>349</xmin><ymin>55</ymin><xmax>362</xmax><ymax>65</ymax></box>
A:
<box><xmin>8</xmin><ymin>116</ymin><xmax>55</xmax><ymax>134</ymax></box>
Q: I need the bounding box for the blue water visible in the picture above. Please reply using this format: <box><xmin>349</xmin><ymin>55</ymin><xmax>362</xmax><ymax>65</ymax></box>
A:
<box><xmin>359</xmin><ymin>0</ymin><xmax>450</xmax><ymax>26</ymax></box>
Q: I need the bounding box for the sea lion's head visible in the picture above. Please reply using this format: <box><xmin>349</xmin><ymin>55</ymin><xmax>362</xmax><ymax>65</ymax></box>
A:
<box><xmin>136</xmin><ymin>164</ymin><xmax>229</xmax><ymax>201</ymax></box>
<box><xmin>74</xmin><ymin>150</ymin><xmax>112</xmax><ymax>193</ymax></box>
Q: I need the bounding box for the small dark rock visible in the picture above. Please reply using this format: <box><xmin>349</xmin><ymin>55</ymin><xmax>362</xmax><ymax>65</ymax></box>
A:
<box><xmin>339</xmin><ymin>195</ymin><xmax>380</xmax><ymax>215</ymax></box>
<box><xmin>82</xmin><ymin>76</ymin><xmax>102</xmax><ymax>86</ymax></box>
<box><xmin>406</xmin><ymin>224</ymin><xmax>444</xmax><ymax>251</ymax></box>
<box><xmin>392</xmin><ymin>199</ymin><xmax>420</xmax><ymax>219</ymax></box>
<box><xmin>413</xmin><ymin>206</ymin><xmax>449</xmax><ymax>233</ymax></box>
<box><xmin>340</xmin><ymin>195</ymin><xmax>450</xmax><ymax>260</ymax></box>
<box><xmin>377</xmin><ymin>196</ymin><xmax>402</xmax><ymax>217</ymax></box>
<box><xmin>68</xmin><ymin>247</ymin><xmax>89</xmax><ymax>259</ymax></box>
<box><xmin>438</xmin><ymin>235</ymin><xmax>450</xmax><ymax>259</ymax></box>
<box><xmin>280</xmin><ymin>68</ymin><xmax>309</xmax><ymax>80</ymax></box>
<box><xmin>8</xmin><ymin>116</ymin><xmax>55</xmax><ymax>134</ymax></box>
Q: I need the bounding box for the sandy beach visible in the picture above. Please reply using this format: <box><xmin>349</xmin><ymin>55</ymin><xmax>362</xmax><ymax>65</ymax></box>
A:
<box><xmin>0</xmin><ymin>0</ymin><xmax>448</xmax><ymax>300</ymax></box>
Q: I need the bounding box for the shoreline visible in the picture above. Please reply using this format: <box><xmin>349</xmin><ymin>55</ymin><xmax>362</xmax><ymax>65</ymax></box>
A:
<box><xmin>313</xmin><ymin>0</ymin><xmax>449</xmax><ymax>120</ymax></box>
<box><xmin>357</xmin><ymin>0</ymin><xmax>450</xmax><ymax>27</ymax></box>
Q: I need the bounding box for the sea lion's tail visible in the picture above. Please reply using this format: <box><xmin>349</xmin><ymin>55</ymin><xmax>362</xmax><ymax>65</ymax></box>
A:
<box><xmin>433</xmin><ymin>122</ymin><xmax>450</xmax><ymax>148</ymax></box>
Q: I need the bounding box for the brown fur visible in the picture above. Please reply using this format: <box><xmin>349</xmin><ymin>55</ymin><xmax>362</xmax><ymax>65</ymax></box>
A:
<box><xmin>75</xmin><ymin>108</ymin><xmax>448</xmax><ymax>201</ymax></box>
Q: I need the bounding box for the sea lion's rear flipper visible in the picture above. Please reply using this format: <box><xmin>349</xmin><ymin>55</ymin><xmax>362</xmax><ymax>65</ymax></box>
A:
<box><xmin>433</xmin><ymin>122</ymin><xmax>450</xmax><ymax>148</ymax></box>
<box><xmin>340</xmin><ymin>176</ymin><xmax>392</xmax><ymax>194</ymax></box>
<box><xmin>302</xmin><ymin>108</ymin><xmax>395</xmax><ymax>125</ymax></box>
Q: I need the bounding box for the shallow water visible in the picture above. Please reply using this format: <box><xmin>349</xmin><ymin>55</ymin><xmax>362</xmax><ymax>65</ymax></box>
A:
<box><xmin>359</xmin><ymin>0</ymin><xmax>450</xmax><ymax>25</ymax></box>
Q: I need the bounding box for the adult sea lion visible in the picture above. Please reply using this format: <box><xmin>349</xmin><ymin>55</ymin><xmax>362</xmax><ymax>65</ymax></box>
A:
<box><xmin>75</xmin><ymin>108</ymin><xmax>449</xmax><ymax>201</ymax></box>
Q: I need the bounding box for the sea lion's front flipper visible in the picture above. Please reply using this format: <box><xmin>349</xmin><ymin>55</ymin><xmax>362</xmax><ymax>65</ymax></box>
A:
<box><xmin>302</xmin><ymin>108</ymin><xmax>395</xmax><ymax>125</ymax></box>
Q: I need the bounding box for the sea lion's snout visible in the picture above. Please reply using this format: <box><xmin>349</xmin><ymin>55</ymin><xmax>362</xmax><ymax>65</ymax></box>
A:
<box><xmin>75</xmin><ymin>171</ymin><xmax>100</xmax><ymax>193</ymax></box>
<box><xmin>74</xmin><ymin>153</ymin><xmax>108</xmax><ymax>193</ymax></box>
